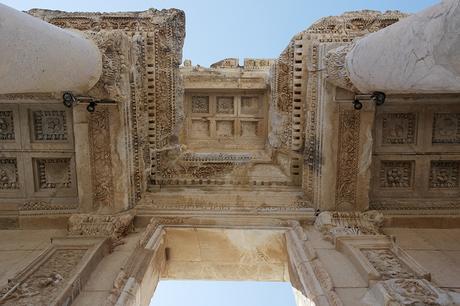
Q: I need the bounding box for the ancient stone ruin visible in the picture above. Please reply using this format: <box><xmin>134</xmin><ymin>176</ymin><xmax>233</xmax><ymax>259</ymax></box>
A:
<box><xmin>0</xmin><ymin>1</ymin><xmax>460</xmax><ymax>305</ymax></box>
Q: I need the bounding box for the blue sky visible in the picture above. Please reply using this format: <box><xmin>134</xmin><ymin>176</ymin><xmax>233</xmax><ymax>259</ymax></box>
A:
<box><xmin>150</xmin><ymin>281</ymin><xmax>297</xmax><ymax>306</ymax></box>
<box><xmin>3</xmin><ymin>0</ymin><xmax>439</xmax><ymax>67</ymax></box>
<box><xmin>2</xmin><ymin>1</ymin><xmax>440</xmax><ymax>305</ymax></box>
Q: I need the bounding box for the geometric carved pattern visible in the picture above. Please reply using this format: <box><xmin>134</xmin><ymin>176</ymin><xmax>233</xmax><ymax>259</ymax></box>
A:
<box><xmin>191</xmin><ymin>96</ymin><xmax>209</xmax><ymax>113</ymax></box>
<box><xmin>0</xmin><ymin>158</ymin><xmax>19</xmax><ymax>190</ymax></box>
<box><xmin>379</xmin><ymin>161</ymin><xmax>413</xmax><ymax>188</ymax></box>
<box><xmin>0</xmin><ymin>111</ymin><xmax>15</xmax><ymax>140</ymax></box>
<box><xmin>36</xmin><ymin>158</ymin><xmax>72</xmax><ymax>189</ymax></box>
<box><xmin>429</xmin><ymin>160</ymin><xmax>460</xmax><ymax>188</ymax></box>
<box><xmin>32</xmin><ymin>110</ymin><xmax>68</xmax><ymax>141</ymax></box>
<box><xmin>432</xmin><ymin>113</ymin><xmax>460</xmax><ymax>144</ymax></box>
<box><xmin>382</xmin><ymin>113</ymin><xmax>416</xmax><ymax>145</ymax></box>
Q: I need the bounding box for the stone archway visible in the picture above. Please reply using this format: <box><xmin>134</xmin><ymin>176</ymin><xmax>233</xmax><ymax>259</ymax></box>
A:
<box><xmin>107</xmin><ymin>219</ymin><xmax>339</xmax><ymax>306</ymax></box>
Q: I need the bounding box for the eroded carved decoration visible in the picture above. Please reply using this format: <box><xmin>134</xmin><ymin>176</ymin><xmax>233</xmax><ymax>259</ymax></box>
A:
<box><xmin>325</xmin><ymin>44</ymin><xmax>357</xmax><ymax>92</ymax></box>
<box><xmin>306</xmin><ymin>11</ymin><xmax>407</xmax><ymax>38</ymax></box>
<box><xmin>68</xmin><ymin>213</ymin><xmax>134</xmax><ymax>244</ymax></box>
<box><xmin>36</xmin><ymin>158</ymin><xmax>72</xmax><ymax>189</ymax></box>
<box><xmin>429</xmin><ymin>160</ymin><xmax>460</xmax><ymax>188</ymax></box>
<box><xmin>216</xmin><ymin>97</ymin><xmax>234</xmax><ymax>114</ymax></box>
<box><xmin>0</xmin><ymin>111</ymin><xmax>15</xmax><ymax>141</ymax></box>
<box><xmin>32</xmin><ymin>110</ymin><xmax>68</xmax><ymax>141</ymax></box>
<box><xmin>0</xmin><ymin>159</ymin><xmax>19</xmax><ymax>190</ymax></box>
<box><xmin>362</xmin><ymin>249</ymin><xmax>415</xmax><ymax>280</ymax></box>
<box><xmin>365</xmin><ymin>278</ymin><xmax>460</xmax><ymax>306</ymax></box>
<box><xmin>335</xmin><ymin>110</ymin><xmax>360</xmax><ymax>210</ymax></box>
<box><xmin>0</xmin><ymin>249</ymin><xmax>86</xmax><ymax>306</ymax></box>
<box><xmin>89</xmin><ymin>108</ymin><xmax>114</xmax><ymax>209</ymax></box>
<box><xmin>432</xmin><ymin>113</ymin><xmax>460</xmax><ymax>144</ymax></box>
<box><xmin>314</xmin><ymin>211</ymin><xmax>384</xmax><ymax>241</ymax></box>
<box><xmin>379</xmin><ymin>161</ymin><xmax>413</xmax><ymax>188</ymax></box>
<box><xmin>382</xmin><ymin>113</ymin><xmax>416</xmax><ymax>145</ymax></box>
<box><xmin>191</xmin><ymin>96</ymin><xmax>209</xmax><ymax>113</ymax></box>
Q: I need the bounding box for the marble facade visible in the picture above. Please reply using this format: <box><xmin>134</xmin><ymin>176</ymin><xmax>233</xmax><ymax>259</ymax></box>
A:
<box><xmin>1</xmin><ymin>1</ymin><xmax>460</xmax><ymax>305</ymax></box>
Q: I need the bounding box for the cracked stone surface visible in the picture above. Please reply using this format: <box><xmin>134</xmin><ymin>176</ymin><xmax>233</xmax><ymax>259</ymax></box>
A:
<box><xmin>345</xmin><ymin>0</ymin><xmax>460</xmax><ymax>94</ymax></box>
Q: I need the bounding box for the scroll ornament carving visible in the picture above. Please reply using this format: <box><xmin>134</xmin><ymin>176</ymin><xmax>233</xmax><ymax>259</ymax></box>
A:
<box><xmin>68</xmin><ymin>213</ymin><xmax>134</xmax><ymax>245</ymax></box>
<box><xmin>89</xmin><ymin>108</ymin><xmax>114</xmax><ymax>209</ymax></box>
<box><xmin>335</xmin><ymin>111</ymin><xmax>361</xmax><ymax>210</ymax></box>
<box><xmin>325</xmin><ymin>44</ymin><xmax>358</xmax><ymax>92</ymax></box>
<box><xmin>314</xmin><ymin>211</ymin><xmax>384</xmax><ymax>241</ymax></box>
<box><xmin>88</xmin><ymin>30</ymin><xmax>130</xmax><ymax>101</ymax></box>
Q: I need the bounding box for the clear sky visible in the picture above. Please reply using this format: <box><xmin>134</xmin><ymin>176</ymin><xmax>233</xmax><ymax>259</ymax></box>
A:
<box><xmin>3</xmin><ymin>0</ymin><xmax>439</xmax><ymax>67</ymax></box>
<box><xmin>1</xmin><ymin>1</ymin><xmax>440</xmax><ymax>305</ymax></box>
<box><xmin>150</xmin><ymin>281</ymin><xmax>297</xmax><ymax>306</ymax></box>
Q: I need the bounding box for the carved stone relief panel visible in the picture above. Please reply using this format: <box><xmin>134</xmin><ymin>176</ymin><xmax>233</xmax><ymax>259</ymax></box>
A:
<box><xmin>371</xmin><ymin>102</ymin><xmax>460</xmax><ymax>211</ymax></box>
<box><xmin>379</xmin><ymin>160</ymin><xmax>414</xmax><ymax>188</ymax></box>
<box><xmin>0</xmin><ymin>111</ymin><xmax>15</xmax><ymax>141</ymax></box>
<box><xmin>381</xmin><ymin>113</ymin><xmax>417</xmax><ymax>145</ymax></box>
<box><xmin>31</xmin><ymin>110</ymin><xmax>68</xmax><ymax>141</ymax></box>
<box><xmin>432</xmin><ymin>113</ymin><xmax>460</xmax><ymax>144</ymax></box>
<box><xmin>0</xmin><ymin>103</ymin><xmax>77</xmax><ymax>209</ymax></box>
<box><xmin>361</xmin><ymin>249</ymin><xmax>416</xmax><ymax>279</ymax></box>
<box><xmin>0</xmin><ymin>237</ymin><xmax>110</xmax><ymax>306</ymax></box>
<box><xmin>185</xmin><ymin>93</ymin><xmax>266</xmax><ymax>150</ymax></box>
<box><xmin>429</xmin><ymin>160</ymin><xmax>460</xmax><ymax>188</ymax></box>
<box><xmin>0</xmin><ymin>105</ymin><xmax>21</xmax><ymax>151</ymax></box>
<box><xmin>0</xmin><ymin>158</ymin><xmax>19</xmax><ymax>190</ymax></box>
<box><xmin>35</xmin><ymin>158</ymin><xmax>72</xmax><ymax>190</ymax></box>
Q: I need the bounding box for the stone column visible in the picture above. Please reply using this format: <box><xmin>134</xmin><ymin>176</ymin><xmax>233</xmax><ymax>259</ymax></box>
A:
<box><xmin>0</xmin><ymin>4</ymin><xmax>102</xmax><ymax>94</ymax></box>
<box><xmin>328</xmin><ymin>0</ymin><xmax>460</xmax><ymax>94</ymax></box>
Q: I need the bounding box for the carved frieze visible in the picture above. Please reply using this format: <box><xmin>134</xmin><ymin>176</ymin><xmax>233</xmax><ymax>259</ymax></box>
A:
<box><xmin>68</xmin><ymin>213</ymin><xmax>134</xmax><ymax>243</ymax></box>
<box><xmin>366</xmin><ymin>278</ymin><xmax>460</xmax><ymax>306</ymax></box>
<box><xmin>314</xmin><ymin>211</ymin><xmax>384</xmax><ymax>241</ymax></box>
<box><xmin>382</xmin><ymin>113</ymin><xmax>417</xmax><ymax>145</ymax></box>
<box><xmin>432</xmin><ymin>113</ymin><xmax>460</xmax><ymax>144</ymax></box>
<box><xmin>0</xmin><ymin>158</ymin><xmax>19</xmax><ymax>190</ymax></box>
<box><xmin>362</xmin><ymin>249</ymin><xmax>416</xmax><ymax>280</ymax></box>
<box><xmin>89</xmin><ymin>108</ymin><xmax>114</xmax><ymax>209</ymax></box>
<box><xmin>335</xmin><ymin>110</ymin><xmax>361</xmax><ymax>210</ymax></box>
<box><xmin>379</xmin><ymin>161</ymin><xmax>413</xmax><ymax>188</ymax></box>
<box><xmin>0</xmin><ymin>110</ymin><xmax>15</xmax><ymax>141</ymax></box>
<box><xmin>32</xmin><ymin>110</ymin><xmax>68</xmax><ymax>141</ymax></box>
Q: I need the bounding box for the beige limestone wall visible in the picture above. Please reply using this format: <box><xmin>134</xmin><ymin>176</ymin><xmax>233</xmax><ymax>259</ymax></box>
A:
<box><xmin>72</xmin><ymin>232</ymin><xmax>141</xmax><ymax>306</ymax></box>
<box><xmin>384</xmin><ymin>227</ymin><xmax>460</xmax><ymax>292</ymax></box>
<box><xmin>0</xmin><ymin>229</ymin><xmax>66</xmax><ymax>288</ymax></box>
<box><xmin>162</xmin><ymin>228</ymin><xmax>289</xmax><ymax>281</ymax></box>
<box><xmin>304</xmin><ymin>226</ymin><xmax>369</xmax><ymax>306</ymax></box>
